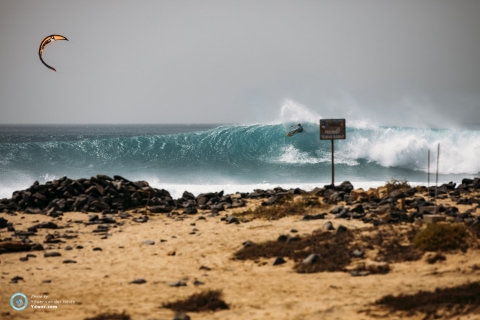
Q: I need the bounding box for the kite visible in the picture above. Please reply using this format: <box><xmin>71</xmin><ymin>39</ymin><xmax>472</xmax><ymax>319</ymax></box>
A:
<box><xmin>38</xmin><ymin>35</ymin><xmax>68</xmax><ymax>71</ymax></box>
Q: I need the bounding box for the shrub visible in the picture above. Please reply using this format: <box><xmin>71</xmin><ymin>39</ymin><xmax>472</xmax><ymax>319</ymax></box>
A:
<box><xmin>162</xmin><ymin>290</ymin><xmax>229</xmax><ymax>312</ymax></box>
<box><xmin>233</xmin><ymin>230</ymin><xmax>354</xmax><ymax>273</ymax></box>
<box><xmin>234</xmin><ymin>194</ymin><xmax>327</xmax><ymax>221</ymax></box>
<box><xmin>84</xmin><ymin>311</ymin><xmax>130</xmax><ymax>320</ymax></box>
<box><xmin>384</xmin><ymin>178</ymin><xmax>411</xmax><ymax>192</ymax></box>
<box><xmin>413</xmin><ymin>224</ymin><xmax>468</xmax><ymax>252</ymax></box>
<box><xmin>375</xmin><ymin>281</ymin><xmax>480</xmax><ymax>319</ymax></box>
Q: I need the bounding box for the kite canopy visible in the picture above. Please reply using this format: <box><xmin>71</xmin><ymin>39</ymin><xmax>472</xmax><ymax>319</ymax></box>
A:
<box><xmin>38</xmin><ymin>34</ymin><xmax>68</xmax><ymax>72</ymax></box>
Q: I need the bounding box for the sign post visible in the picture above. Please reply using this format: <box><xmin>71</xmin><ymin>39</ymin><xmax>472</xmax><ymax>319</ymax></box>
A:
<box><xmin>320</xmin><ymin>119</ymin><xmax>346</xmax><ymax>185</ymax></box>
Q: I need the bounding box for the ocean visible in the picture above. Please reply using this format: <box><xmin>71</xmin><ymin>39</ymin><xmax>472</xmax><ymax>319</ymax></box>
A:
<box><xmin>1</xmin><ymin>120</ymin><xmax>479</xmax><ymax>199</ymax></box>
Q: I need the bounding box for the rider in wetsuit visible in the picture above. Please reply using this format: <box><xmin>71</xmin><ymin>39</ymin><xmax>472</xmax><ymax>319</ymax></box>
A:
<box><xmin>290</xmin><ymin>123</ymin><xmax>303</xmax><ymax>135</ymax></box>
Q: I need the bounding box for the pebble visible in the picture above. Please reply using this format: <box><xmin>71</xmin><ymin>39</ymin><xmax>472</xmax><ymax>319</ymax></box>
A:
<box><xmin>226</xmin><ymin>216</ymin><xmax>239</xmax><ymax>224</ymax></box>
<box><xmin>173</xmin><ymin>312</ymin><xmax>191</xmax><ymax>320</ymax></box>
<box><xmin>183</xmin><ymin>208</ymin><xmax>197</xmax><ymax>214</ymax></box>
<box><xmin>142</xmin><ymin>240</ymin><xmax>155</xmax><ymax>245</ymax></box>
<box><xmin>351</xmin><ymin>249</ymin><xmax>364</xmax><ymax>258</ymax></box>
<box><xmin>64</xmin><ymin>246</ymin><xmax>73</xmax><ymax>251</ymax></box>
<box><xmin>44</xmin><ymin>252</ymin><xmax>61</xmax><ymax>258</ymax></box>
<box><xmin>335</xmin><ymin>225</ymin><xmax>348</xmax><ymax>234</ymax></box>
<box><xmin>133</xmin><ymin>217</ymin><xmax>148</xmax><ymax>223</ymax></box>
<box><xmin>351</xmin><ymin>270</ymin><xmax>369</xmax><ymax>277</ymax></box>
<box><xmin>10</xmin><ymin>276</ymin><xmax>24</xmax><ymax>283</ymax></box>
<box><xmin>131</xmin><ymin>278</ymin><xmax>146</xmax><ymax>284</ymax></box>
<box><xmin>302</xmin><ymin>253</ymin><xmax>319</xmax><ymax>265</ymax></box>
<box><xmin>242</xmin><ymin>240</ymin><xmax>256</xmax><ymax>248</ymax></box>
<box><xmin>63</xmin><ymin>259</ymin><xmax>77</xmax><ymax>264</ymax></box>
<box><xmin>167</xmin><ymin>280</ymin><xmax>187</xmax><ymax>287</ymax></box>
<box><xmin>302</xmin><ymin>214</ymin><xmax>325</xmax><ymax>221</ymax></box>
<box><xmin>323</xmin><ymin>221</ymin><xmax>335</xmax><ymax>231</ymax></box>
<box><xmin>30</xmin><ymin>243</ymin><xmax>44</xmax><ymax>251</ymax></box>
<box><xmin>272</xmin><ymin>256</ymin><xmax>286</xmax><ymax>266</ymax></box>
<box><xmin>93</xmin><ymin>247</ymin><xmax>102</xmax><ymax>251</ymax></box>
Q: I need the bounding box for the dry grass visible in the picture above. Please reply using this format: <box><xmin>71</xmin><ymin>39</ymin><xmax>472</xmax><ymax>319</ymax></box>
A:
<box><xmin>84</xmin><ymin>311</ymin><xmax>131</xmax><ymax>320</ymax></box>
<box><xmin>234</xmin><ymin>194</ymin><xmax>328</xmax><ymax>221</ymax></box>
<box><xmin>162</xmin><ymin>290</ymin><xmax>229</xmax><ymax>312</ymax></box>
<box><xmin>233</xmin><ymin>230</ymin><xmax>354</xmax><ymax>273</ymax></box>
<box><xmin>374</xmin><ymin>281</ymin><xmax>480</xmax><ymax>319</ymax></box>
<box><xmin>234</xmin><ymin>223</ymin><xmax>430</xmax><ymax>274</ymax></box>
<box><xmin>359</xmin><ymin>225</ymin><xmax>423</xmax><ymax>263</ymax></box>
<box><xmin>426</xmin><ymin>252</ymin><xmax>446</xmax><ymax>264</ymax></box>
<box><xmin>383</xmin><ymin>178</ymin><xmax>411</xmax><ymax>192</ymax></box>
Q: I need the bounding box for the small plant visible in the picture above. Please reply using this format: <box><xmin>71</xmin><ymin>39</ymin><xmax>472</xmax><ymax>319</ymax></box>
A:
<box><xmin>162</xmin><ymin>289</ymin><xmax>229</xmax><ymax>312</ymax></box>
<box><xmin>84</xmin><ymin>311</ymin><xmax>131</xmax><ymax>320</ymax></box>
<box><xmin>413</xmin><ymin>224</ymin><xmax>469</xmax><ymax>252</ymax></box>
<box><xmin>359</xmin><ymin>225</ymin><xmax>423</xmax><ymax>263</ymax></box>
<box><xmin>234</xmin><ymin>194</ymin><xmax>327</xmax><ymax>221</ymax></box>
<box><xmin>233</xmin><ymin>230</ymin><xmax>354</xmax><ymax>273</ymax></box>
<box><xmin>425</xmin><ymin>252</ymin><xmax>446</xmax><ymax>264</ymax></box>
<box><xmin>375</xmin><ymin>281</ymin><xmax>480</xmax><ymax>319</ymax></box>
<box><xmin>384</xmin><ymin>178</ymin><xmax>411</xmax><ymax>192</ymax></box>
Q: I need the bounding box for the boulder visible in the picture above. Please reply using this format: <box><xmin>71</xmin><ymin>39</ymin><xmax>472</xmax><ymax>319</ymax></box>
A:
<box><xmin>310</xmin><ymin>187</ymin><xmax>324</xmax><ymax>196</ymax></box>
<box><xmin>149</xmin><ymin>205</ymin><xmax>172</xmax><ymax>213</ymax></box>
<box><xmin>350</xmin><ymin>189</ymin><xmax>367</xmax><ymax>202</ymax></box>
<box><xmin>262</xmin><ymin>196</ymin><xmax>278</xmax><ymax>206</ymax></box>
<box><xmin>366</xmin><ymin>188</ymin><xmax>379</xmax><ymax>199</ymax></box>
<box><xmin>378</xmin><ymin>187</ymin><xmax>389</xmax><ymax>199</ymax></box>
<box><xmin>182</xmin><ymin>191</ymin><xmax>195</xmax><ymax>200</ymax></box>
<box><xmin>340</xmin><ymin>181</ymin><xmax>354</xmax><ymax>193</ymax></box>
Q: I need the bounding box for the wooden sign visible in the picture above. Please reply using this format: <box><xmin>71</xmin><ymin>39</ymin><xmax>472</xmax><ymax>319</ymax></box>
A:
<box><xmin>320</xmin><ymin>119</ymin><xmax>346</xmax><ymax>140</ymax></box>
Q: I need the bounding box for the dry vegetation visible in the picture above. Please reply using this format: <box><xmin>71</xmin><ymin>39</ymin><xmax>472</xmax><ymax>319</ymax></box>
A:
<box><xmin>234</xmin><ymin>193</ymin><xmax>329</xmax><ymax>221</ymax></box>
<box><xmin>359</xmin><ymin>225</ymin><xmax>424</xmax><ymax>263</ymax></box>
<box><xmin>373</xmin><ymin>281</ymin><xmax>480</xmax><ymax>319</ymax></box>
<box><xmin>233</xmin><ymin>216</ymin><xmax>480</xmax><ymax>276</ymax></box>
<box><xmin>84</xmin><ymin>311</ymin><xmax>131</xmax><ymax>320</ymax></box>
<box><xmin>233</xmin><ymin>223</ymin><xmax>436</xmax><ymax>274</ymax></box>
<box><xmin>161</xmin><ymin>290</ymin><xmax>229</xmax><ymax>312</ymax></box>
<box><xmin>413</xmin><ymin>223</ymin><xmax>469</xmax><ymax>252</ymax></box>
<box><xmin>235</xmin><ymin>229</ymin><xmax>353</xmax><ymax>273</ymax></box>
<box><xmin>384</xmin><ymin>178</ymin><xmax>412</xmax><ymax>191</ymax></box>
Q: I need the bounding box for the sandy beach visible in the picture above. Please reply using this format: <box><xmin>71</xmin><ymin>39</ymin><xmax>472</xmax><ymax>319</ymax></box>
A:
<box><xmin>1</xmin><ymin>184</ymin><xmax>480</xmax><ymax>320</ymax></box>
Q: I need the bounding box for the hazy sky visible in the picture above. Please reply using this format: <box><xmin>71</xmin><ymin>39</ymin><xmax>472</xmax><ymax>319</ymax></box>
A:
<box><xmin>0</xmin><ymin>0</ymin><xmax>479</xmax><ymax>127</ymax></box>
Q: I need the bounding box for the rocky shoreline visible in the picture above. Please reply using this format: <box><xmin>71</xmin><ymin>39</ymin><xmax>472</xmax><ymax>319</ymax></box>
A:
<box><xmin>1</xmin><ymin>174</ymin><xmax>479</xmax><ymax>221</ymax></box>
<box><xmin>1</xmin><ymin>175</ymin><xmax>479</xmax><ymax>255</ymax></box>
<box><xmin>1</xmin><ymin>175</ymin><xmax>480</xmax><ymax>319</ymax></box>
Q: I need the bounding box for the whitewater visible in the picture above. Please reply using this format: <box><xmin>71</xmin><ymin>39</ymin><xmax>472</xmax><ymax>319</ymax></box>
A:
<box><xmin>1</xmin><ymin>105</ymin><xmax>479</xmax><ymax>199</ymax></box>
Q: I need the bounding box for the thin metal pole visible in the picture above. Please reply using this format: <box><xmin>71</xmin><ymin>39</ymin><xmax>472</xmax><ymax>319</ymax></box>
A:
<box><xmin>434</xmin><ymin>143</ymin><xmax>440</xmax><ymax>213</ymax></box>
<box><xmin>427</xmin><ymin>149</ymin><xmax>430</xmax><ymax>188</ymax></box>
<box><xmin>331</xmin><ymin>139</ymin><xmax>334</xmax><ymax>185</ymax></box>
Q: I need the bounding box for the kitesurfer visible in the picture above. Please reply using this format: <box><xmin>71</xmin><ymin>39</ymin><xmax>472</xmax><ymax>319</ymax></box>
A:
<box><xmin>287</xmin><ymin>123</ymin><xmax>303</xmax><ymax>136</ymax></box>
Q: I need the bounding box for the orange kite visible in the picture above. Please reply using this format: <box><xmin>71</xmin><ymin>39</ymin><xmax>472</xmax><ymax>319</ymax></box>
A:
<box><xmin>38</xmin><ymin>35</ymin><xmax>68</xmax><ymax>71</ymax></box>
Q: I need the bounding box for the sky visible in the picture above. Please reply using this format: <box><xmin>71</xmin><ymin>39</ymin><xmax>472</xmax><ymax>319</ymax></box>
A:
<box><xmin>0</xmin><ymin>0</ymin><xmax>479</xmax><ymax>127</ymax></box>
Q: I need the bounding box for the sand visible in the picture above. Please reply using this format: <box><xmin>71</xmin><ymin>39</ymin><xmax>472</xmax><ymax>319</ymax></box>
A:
<box><xmin>1</xmin><ymin>194</ymin><xmax>480</xmax><ymax>320</ymax></box>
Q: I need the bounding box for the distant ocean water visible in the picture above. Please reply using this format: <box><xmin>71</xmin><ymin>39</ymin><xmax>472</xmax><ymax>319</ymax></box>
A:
<box><xmin>1</xmin><ymin>109</ymin><xmax>480</xmax><ymax>199</ymax></box>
